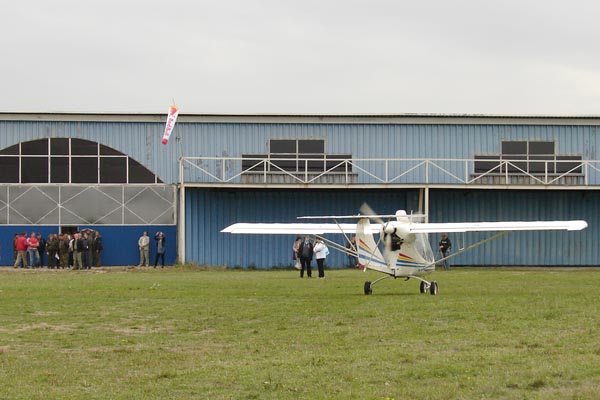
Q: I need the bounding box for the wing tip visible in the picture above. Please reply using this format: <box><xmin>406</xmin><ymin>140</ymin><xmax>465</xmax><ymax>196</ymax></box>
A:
<box><xmin>569</xmin><ymin>220</ymin><xmax>588</xmax><ymax>231</ymax></box>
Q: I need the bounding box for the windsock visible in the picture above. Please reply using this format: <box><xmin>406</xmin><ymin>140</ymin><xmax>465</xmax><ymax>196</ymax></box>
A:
<box><xmin>161</xmin><ymin>105</ymin><xmax>179</xmax><ymax>145</ymax></box>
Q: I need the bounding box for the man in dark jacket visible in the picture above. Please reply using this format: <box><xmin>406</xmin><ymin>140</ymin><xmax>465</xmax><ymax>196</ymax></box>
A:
<box><xmin>297</xmin><ymin>235</ymin><xmax>314</xmax><ymax>278</ymax></box>
<box><xmin>438</xmin><ymin>233</ymin><xmax>452</xmax><ymax>271</ymax></box>
<box><xmin>46</xmin><ymin>234</ymin><xmax>60</xmax><ymax>269</ymax></box>
<box><xmin>93</xmin><ymin>232</ymin><xmax>103</xmax><ymax>267</ymax></box>
<box><xmin>37</xmin><ymin>233</ymin><xmax>46</xmax><ymax>268</ymax></box>
<box><xmin>81</xmin><ymin>232</ymin><xmax>90</xmax><ymax>269</ymax></box>
<box><xmin>59</xmin><ymin>234</ymin><xmax>70</xmax><ymax>269</ymax></box>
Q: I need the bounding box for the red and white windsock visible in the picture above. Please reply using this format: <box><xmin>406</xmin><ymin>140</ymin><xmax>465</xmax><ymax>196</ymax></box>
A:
<box><xmin>161</xmin><ymin>105</ymin><xmax>179</xmax><ymax>145</ymax></box>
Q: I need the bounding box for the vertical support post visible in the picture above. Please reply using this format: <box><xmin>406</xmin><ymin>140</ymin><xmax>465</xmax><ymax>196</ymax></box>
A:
<box><xmin>385</xmin><ymin>159</ymin><xmax>388</xmax><ymax>183</ymax></box>
<box><xmin>424</xmin><ymin>186</ymin><xmax>430</xmax><ymax>223</ymax></box>
<box><xmin>345</xmin><ymin>160</ymin><xmax>348</xmax><ymax>184</ymax></box>
<box><xmin>178</xmin><ymin>157</ymin><xmax>186</xmax><ymax>264</ymax></box>
<box><xmin>304</xmin><ymin>159</ymin><xmax>308</xmax><ymax>182</ymax></box>
<box><xmin>6</xmin><ymin>185</ymin><xmax>10</xmax><ymax>224</ymax></box>
<box><xmin>263</xmin><ymin>159</ymin><xmax>267</xmax><ymax>183</ymax></box>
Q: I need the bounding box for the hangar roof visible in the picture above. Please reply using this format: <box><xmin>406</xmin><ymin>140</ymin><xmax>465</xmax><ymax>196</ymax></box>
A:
<box><xmin>2</xmin><ymin>112</ymin><xmax>600</xmax><ymax>126</ymax></box>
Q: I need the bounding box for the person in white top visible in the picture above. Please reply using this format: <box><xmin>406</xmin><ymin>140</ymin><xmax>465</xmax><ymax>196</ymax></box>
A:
<box><xmin>313</xmin><ymin>237</ymin><xmax>329</xmax><ymax>279</ymax></box>
<box><xmin>138</xmin><ymin>231</ymin><xmax>150</xmax><ymax>267</ymax></box>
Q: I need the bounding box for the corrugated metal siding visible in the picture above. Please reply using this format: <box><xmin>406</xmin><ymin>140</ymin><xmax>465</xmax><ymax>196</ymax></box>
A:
<box><xmin>185</xmin><ymin>188</ymin><xmax>419</xmax><ymax>268</ymax></box>
<box><xmin>186</xmin><ymin>188</ymin><xmax>596</xmax><ymax>268</ymax></box>
<box><xmin>3</xmin><ymin>120</ymin><xmax>600</xmax><ymax>184</ymax></box>
<box><xmin>429</xmin><ymin>189</ymin><xmax>596</xmax><ymax>266</ymax></box>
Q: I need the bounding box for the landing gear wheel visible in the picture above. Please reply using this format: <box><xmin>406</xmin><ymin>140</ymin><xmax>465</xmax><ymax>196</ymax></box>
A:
<box><xmin>429</xmin><ymin>281</ymin><xmax>438</xmax><ymax>295</ymax></box>
<box><xmin>364</xmin><ymin>281</ymin><xmax>372</xmax><ymax>295</ymax></box>
<box><xmin>420</xmin><ymin>281</ymin><xmax>427</xmax><ymax>294</ymax></box>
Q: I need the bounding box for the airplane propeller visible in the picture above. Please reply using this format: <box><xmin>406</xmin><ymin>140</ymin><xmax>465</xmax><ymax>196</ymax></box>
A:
<box><xmin>359</xmin><ymin>203</ymin><xmax>384</xmax><ymax>225</ymax></box>
<box><xmin>360</xmin><ymin>203</ymin><xmax>393</xmax><ymax>252</ymax></box>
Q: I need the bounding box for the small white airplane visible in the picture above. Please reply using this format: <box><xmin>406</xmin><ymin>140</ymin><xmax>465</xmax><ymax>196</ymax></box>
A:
<box><xmin>221</xmin><ymin>204</ymin><xmax>587</xmax><ymax>295</ymax></box>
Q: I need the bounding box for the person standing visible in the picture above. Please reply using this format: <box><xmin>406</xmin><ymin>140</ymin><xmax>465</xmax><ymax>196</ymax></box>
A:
<box><xmin>292</xmin><ymin>236</ymin><xmax>302</xmax><ymax>270</ymax></box>
<box><xmin>298</xmin><ymin>235</ymin><xmax>313</xmax><ymax>278</ymax></box>
<box><xmin>46</xmin><ymin>234</ymin><xmax>59</xmax><ymax>269</ymax></box>
<box><xmin>67</xmin><ymin>234</ymin><xmax>74</xmax><ymax>268</ymax></box>
<box><xmin>80</xmin><ymin>232</ymin><xmax>90</xmax><ymax>269</ymax></box>
<box><xmin>37</xmin><ymin>233</ymin><xmax>46</xmax><ymax>268</ymax></box>
<box><xmin>13</xmin><ymin>232</ymin><xmax>28</xmax><ymax>268</ymax></box>
<box><xmin>27</xmin><ymin>232</ymin><xmax>40</xmax><ymax>268</ymax></box>
<box><xmin>13</xmin><ymin>233</ymin><xmax>19</xmax><ymax>264</ymax></box>
<box><xmin>438</xmin><ymin>233</ymin><xmax>452</xmax><ymax>271</ymax></box>
<box><xmin>138</xmin><ymin>231</ymin><xmax>150</xmax><ymax>267</ymax></box>
<box><xmin>84</xmin><ymin>229</ymin><xmax>94</xmax><ymax>269</ymax></box>
<box><xmin>72</xmin><ymin>232</ymin><xmax>83</xmax><ymax>270</ymax></box>
<box><xmin>345</xmin><ymin>236</ymin><xmax>358</xmax><ymax>268</ymax></box>
<box><xmin>313</xmin><ymin>237</ymin><xmax>329</xmax><ymax>279</ymax></box>
<box><xmin>154</xmin><ymin>231</ymin><xmax>166</xmax><ymax>268</ymax></box>
<box><xmin>59</xmin><ymin>234</ymin><xmax>69</xmax><ymax>269</ymax></box>
<box><xmin>94</xmin><ymin>232</ymin><xmax>103</xmax><ymax>267</ymax></box>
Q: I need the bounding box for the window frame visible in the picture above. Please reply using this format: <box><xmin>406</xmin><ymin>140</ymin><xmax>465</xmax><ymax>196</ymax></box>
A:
<box><xmin>0</xmin><ymin>138</ymin><xmax>161</xmax><ymax>184</ymax></box>
<box><xmin>474</xmin><ymin>140</ymin><xmax>582</xmax><ymax>176</ymax></box>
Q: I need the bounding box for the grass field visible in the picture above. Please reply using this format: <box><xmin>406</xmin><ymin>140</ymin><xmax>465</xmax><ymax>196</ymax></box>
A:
<box><xmin>1</xmin><ymin>267</ymin><xmax>599</xmax><ymax>399</ymax></box>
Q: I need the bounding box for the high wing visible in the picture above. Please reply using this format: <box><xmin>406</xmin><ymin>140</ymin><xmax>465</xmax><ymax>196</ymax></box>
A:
<box><xmin>221</xmin><ymin>220</ymin><xmax>587</xmax><ymax>235</ymax></box>
<box><xmin>221</xmin><ymin>223</ymin><xmax>381</xmax><ymax>235</ymax></box>
<box><xmin>407</xmin><ymin>220</ymin><xmax>588</xmax><ymax>233</ymax></box>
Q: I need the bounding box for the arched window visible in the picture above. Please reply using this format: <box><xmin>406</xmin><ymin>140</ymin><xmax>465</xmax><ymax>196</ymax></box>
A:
<box><xmin>0</xmin><ymin>138</ymin><xmax>162</xmax><ymax>184</ymax></box>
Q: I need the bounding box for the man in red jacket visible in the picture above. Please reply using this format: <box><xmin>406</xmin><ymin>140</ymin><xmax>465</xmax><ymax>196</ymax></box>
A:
<box><xmin>13</xmin><ymin>232</ymin><xmax>28</xmax><ymax>268</ymax></box>
<box><xmin>27</xmin><ymin>232</ymin><xmax>40</xmax><ymax>268</ymax></box>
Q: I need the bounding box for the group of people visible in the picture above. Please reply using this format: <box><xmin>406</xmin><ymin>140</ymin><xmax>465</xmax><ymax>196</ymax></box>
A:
<box><xmin>13</xmin><ymin>229</ymin><xmax>103</xmax><ymax>269</ymax></box>
<box><xmin>137</xmin><ymin>231</ymin><xmax>167</xmax><ymax>268</ymax></box>
<box><xmin>12</xmin><ymin>229</ymin><xmax>169</xmax><ymax>269</ymax></box>
<box><xmin>292</xmin><ymin>235</ymin><xmax>329</xmax><ymax>278</ymax></box>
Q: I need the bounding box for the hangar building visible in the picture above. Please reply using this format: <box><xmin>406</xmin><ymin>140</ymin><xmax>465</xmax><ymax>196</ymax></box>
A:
<box><xmin>0</xmin><ymin>113</ymin><xmax>597</xmax><ymax>267</ymax></box>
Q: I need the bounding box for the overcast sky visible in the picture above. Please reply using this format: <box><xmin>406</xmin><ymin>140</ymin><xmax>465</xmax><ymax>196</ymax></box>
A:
<box><xmin>2</xmin><ymin>0</ymin><xmax>600</xmax><ymax>115</ymax></box>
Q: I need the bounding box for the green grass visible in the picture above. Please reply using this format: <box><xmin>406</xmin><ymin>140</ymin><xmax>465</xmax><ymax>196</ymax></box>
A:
<box><xmin>1</xmin><ymin>267</ymin><xmax>599</xmax><ymax>399</ymax></box>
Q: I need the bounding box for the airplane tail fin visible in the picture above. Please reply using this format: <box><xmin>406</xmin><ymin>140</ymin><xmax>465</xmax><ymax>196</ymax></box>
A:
<box><xmin>356</xmin><ymin>218</ymin><xmax>388</xmax><ymax>273</ymax></box>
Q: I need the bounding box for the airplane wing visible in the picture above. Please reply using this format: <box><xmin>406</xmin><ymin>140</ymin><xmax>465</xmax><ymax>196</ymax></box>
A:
<box><xmin>408</xmin><ymin>220</ymin><xmax>588</xmax><ymax>233</ymax></box>
<box><xmin>221</xmin><ymin>223</ymin><xmax>381</xmax><ymax>235</ymax></box>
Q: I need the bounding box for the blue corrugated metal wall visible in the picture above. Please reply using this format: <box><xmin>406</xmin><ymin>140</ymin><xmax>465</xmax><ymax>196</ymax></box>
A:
<box><xmin>186</xmin><ymin>188</ymin><xmax>596</xmax><ymax>268</ymax></box>
<box><xmin>185</xmin><ymin>188</ymin><xmax>420</xmax><ymax>268</ymax></box>
<box><xmin>2</xmin><ymin>119</ymin><xmax>600</xmax><ymax>184</ymax></box>
<box><xmin>0</xmin><ymin>225</ymin><xmax>177</xmax><ymax>266</ymax></box>
<box><xmin>429</xmin><ymin>189</ymin><xmax>596</xmax><ymax>266</ymax></box>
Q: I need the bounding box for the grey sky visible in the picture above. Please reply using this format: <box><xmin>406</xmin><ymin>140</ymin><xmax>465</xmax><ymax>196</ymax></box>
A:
<box><xmin>2</xmin><ymin>0</ymin><xmax>600</xmax><ymax>115</ymax></box>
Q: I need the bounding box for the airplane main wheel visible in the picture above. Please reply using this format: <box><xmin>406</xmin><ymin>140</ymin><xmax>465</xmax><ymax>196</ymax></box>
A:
<box><xmin>420</xmin><ymin>281</ymin><xmax>427</xmax><ymax>294</ymax></box>
<box><xmin>364</xmin><ymin>281</ymin><xmax>372</xmax><ymax>295</ymax></box>
<box><xmin>429</xmin><ymin>281</ymin><xmax>438</xmax><ymax>295</ymax></box>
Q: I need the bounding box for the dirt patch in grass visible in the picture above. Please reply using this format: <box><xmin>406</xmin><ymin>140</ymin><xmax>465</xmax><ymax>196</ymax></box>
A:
<box><xmin>0</xmin><ymin>323</ymin><xmax>75</xmax><ymax>333</ymax></box>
